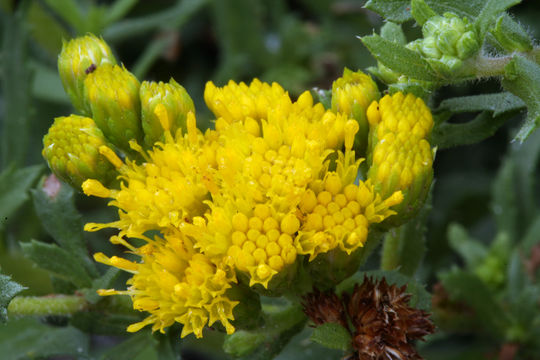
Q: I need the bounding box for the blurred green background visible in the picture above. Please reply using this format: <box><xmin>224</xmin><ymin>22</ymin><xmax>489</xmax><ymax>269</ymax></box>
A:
<box><xmin>1</xmin><ymin>0</ymin><xmax>540</xmax><ymax>359</ymax></box>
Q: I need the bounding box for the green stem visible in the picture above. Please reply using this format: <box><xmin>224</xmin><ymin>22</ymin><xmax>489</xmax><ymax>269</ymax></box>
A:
<box><xmin>467</xmin><ymin>47</ymin><xmax>540</xmax><ymax>78</ymax></box>
<box><xmin>8</xmin><ymin>295</ymin><xmax>87</xmax><ymax>316</ymax></box>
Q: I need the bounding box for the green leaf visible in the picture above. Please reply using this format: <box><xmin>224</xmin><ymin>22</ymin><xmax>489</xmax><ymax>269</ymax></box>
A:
<box><xmin>21</xmin><ymin>240</ymin><xmax>92</xmax><ymax>288</ymax></box>
<box><xmin>310</xmin><ymin>323</ymin><xmax>352</xmax><ymax>351</ymax></box>
<box><xmin>311</xmin><ymin>88</ymin><xmax>332</xmax><ymax>110</ymax></box>
<box><xmin>1</xmin><ymin>6</ymin><xmax>33</xmax><ymax>168</ymax></box>
<box><xmin>437</xmin><ymin>92</ymin><xmax>525</xmax><ymax>117</ymax></box>
<box><xmin>439</xmin><ymin>269</ymin><xmax>510</xmax><ymax>336</ymax></box>
<box><xmin>447</xmin><ymin>223</ymin><xmax>487</xmax><ymax>268</ymax></box>
<box><xmin>30</xmin><ymin>61</ymin><xmax>69</xmax><ymax>104</ymax></box>
<box><xmin>82</xmin><ymin>267</ymin><xmax>121</xmax><ymax>304</ymax></box>
<box><xmin>100</xmin><ymin>331</ymin><xmax>156</xmax><ymax>360</ymax></box>
<box><xmin>365</xmin><ymin>0</ymin><xmax>486</xmax><ymax>23</ymax></box>
<box><xmin>0</xmin><ymin>273</ymin><xmax>26</xmax><ymax>323</ymax></box>
<box><xmin>361</xmin><ymin>34</ymin><xmax>441</xmax><ymax>81</ymax></box>
<box><xmin>0</xmin><ymin>318</ymin><xmax>89</xmax><ymax>360</ymax></box>
<box><xmin>411</xmin><ymin>0</ymin><xmax>437</xmax><ymax>26</ymax></box>
<box><xmin>432</xmin><ymin>111</ymin><xmax>512</xmax><ymax>149</ymax></box>
<box><xmin>337</xmin><ymin>270</ymin><xmax>432</xmax><ymax>310</ymax></box>
<box><xmin>490</xmin><ymin>14</ymin><xmax>533</xmax><ymax>52</ymax></box>
<box><xmin>41</xmin><ymin>0</ymin><xmax>85</xmax><ymax>34</ymax></box>
<box><xmin>491</xmin><ymin>159</ymin><xmax>518</xmax><ymax>238</ymax></box>
<box><xmin>31</xmin><ymin>176</ymin><xmax>97</xmax><ymax>277</ymax></box>
<box><xmin>475</xmin><ymin>0</ymin><xmax>521</xmax><ymax>39</ymax></box>
<box><xmin>104</xmin><ymin>0</ymin><xmax>139</xmax><ymax>25</ymax></box>
<box><xmin>379</xmin><ymin>21</ymin><xmax>406</xmax><ymax>44</ymax></box>
<box><xmin>502</xmin><ymin>55</ymin><xmax>540</xmax><ymax>142</ymax></box>
<box><xmin>0</xmin><ymin>165</ymin><xmax>43</xmax><ymax>232</ymax></box>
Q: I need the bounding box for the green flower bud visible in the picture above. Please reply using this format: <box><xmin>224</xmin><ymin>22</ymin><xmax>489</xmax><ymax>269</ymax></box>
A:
<box><xmin>140</xmin><ymin>79</ymin><xmax>195</xmax><ymax>147</ymax></box>
<box><xmin>84</xmin><ymin>64</ymin><xmax>142</xmax><ymax>153</ymax></box>
<box><xmin>57</xmin><ymin>35</ymin><xmax>117</xmax><ymax>115</ymax></box>
<box><xmin>421</xmin><ymin>13</ymin><xmax>480</xmax><ymax>61</ymax></box>
<box><xmin>331</xmin><ymin>68</ymin><xmax>380</xmax><ymax>156</ymax></box>
<box><xmin>366</xmin><ymin>92</ymin><xmax>434</xmax><ymax>226</ymax></box>
<box><xmin>42</xmin><ymin>115</ymin><xmax>118</xmax><ymax>189</ymax></box>
<box><xmin>427</xmin><ymin>55</ymin><xmax>463</xmax><ymax>77</ymax></box>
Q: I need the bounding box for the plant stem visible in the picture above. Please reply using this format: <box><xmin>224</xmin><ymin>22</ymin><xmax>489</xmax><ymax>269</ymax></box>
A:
<box><xmin>8</xmin><ymin>295</ymin><xmax>87</xmax><ymax>316</ymax></box>
<box><xmin>467</xmin><ymin>47</ymin><xmax>540</xmax><ymax>78</ymax></box>
<box><xmin>380</xmin><ymin>230</ymin><xmax>400</xmax><ymax>271</ymax></box>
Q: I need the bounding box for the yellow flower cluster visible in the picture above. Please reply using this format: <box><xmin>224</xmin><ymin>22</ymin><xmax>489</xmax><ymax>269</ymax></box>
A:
<box><xmin>80</xmin><ymin>77</ymin><xmax>420</xmax><ymax>338</ymax></box>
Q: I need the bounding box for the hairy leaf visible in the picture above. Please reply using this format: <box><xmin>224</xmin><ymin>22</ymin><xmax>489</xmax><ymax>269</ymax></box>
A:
<box><xmin>437</xmin><ymin>92</ymin><xmax>525</xmax><ymax>117</ymax></box>
<box><xmin>491</xmin><ymin>14</ymin><xmax>534</xmax><ymax>52</ymax></box>
<box><xmin>21</xmin><ymin>240</ymin><xmax>92</xmax><ymax>288</ymax></box>
<box><xmin>310</xmin><ymin>323</ymin><xmax>352</xmax><ymax>351</ymax></box>
<box><xmin>361</xmin><ymin>34</ymin><xmax>440</xmax><ymax>81</ymax></box>
<box><xmin>411</xmin><ymin>0</ymin><xmax>437</xmax><ymax>26</ymax></box>
<box><xmin>502</xmin><ymin>55</ymin><xmax>540</xmax><ymax>142</ymax></box>
<box><xmin>380</xmin><ymin>21</ymin><xmax>406</xmax><ymax>44</ymax></box>
<box><xmin>475</xmin><ymin>0</ymin><xmax>522</xmax><ymax>39</ymax></box>
<box><xmin>0</xmin><ymin>273</ymin><xmax>26</xmax><ymax>322</ymax></box>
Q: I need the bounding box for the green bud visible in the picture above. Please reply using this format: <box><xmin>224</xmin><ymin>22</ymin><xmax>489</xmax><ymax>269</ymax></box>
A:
<box><xmin>140</xmin><ymin>79</ymin><xmax>195</xmax><ymax>147</ymax></box>
<box><xmin>42</xmin><ymin>115</ymin><xmax>118</xmax><ymax>189</ymax></box>
<box><xmin>331</xmin><ymin>68</ymin><xmax>380</xmax><ymax>156</ymax></box>
<box><xmin>57</xmin><ymin>35</ymin><xmax>117</xmax><ymax>115</ymax></box>
<box><xmin>421</xmin><ymin>13</ymin><xmax>480</xmax><ymax>61</ymax></box>
<box><xmin>427</xmin><ymin>56</ymin><xmax>463</xmax><ymax>76</ymax></box>
<box><xmin>84</xmin><ymin>64</ymin><xmax>142</xmax><ymax>153</ymax></box>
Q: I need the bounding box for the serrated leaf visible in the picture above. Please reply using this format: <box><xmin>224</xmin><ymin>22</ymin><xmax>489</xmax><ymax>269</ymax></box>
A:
<box><xmin>502</xmin><ymin>55</ymin><xmax>540</xmax><ymax>142</ymax></box>
<box><xmin>310</xmin><ymin>323</ymin><xmax>352</xmax><ymax>351</ymax></box>
<box><xmin>432</xmin><ymin>111</ymin><xmax>512</xmax><ymax>149</ymax></box>
<box><xmin>380</xmin><ymin>21</ymin><xmax>406</xmax><ymax>44</ymax></box>
<box><xmin>447</xmin><ymin>223</ymin><xmax>487</xmax><ymax>268</ymax></box>
<box><xmin>0</xmin><ymin>165</ymin><xmax>43</xmax><ymax>232</ymax></box>
<box><xmin>0</xmin><ymin>273</ymin><xmax>26</xmax><ymax>322</ymax></box>
<box><xmin>491</xmin><ymin>14</ymin><xmax>533</xmax><ymax>52</ymax></box>
<box><xmin>365</xmin><ymin>0</ymin><xmax>485</xmax><ymax>23</ymax></box>
<box><xmin>337</xmin><ymin>270</ymin><xmax>432</xmax><ymax>310</ymax></box>
<box><xmin>439</xmin><ymin>269</ymin><xmax>510</xmax><ymax>336</ymax></box>
<box><xmin>361</xmin><ymin>34</ymin><xmax>441</xmax><ymax>81</ymax></box>
<box><xmin>475</xmin><ymin>0</ymin><xmax>521</xmax><ymax>39</ymax></box>
<box><xmin>437</xmin><ymin>93</ymin><xmax>525</xmax><ymax>117</ymax></box>
<box><xmin>31</xmin><ymin>176</ymin><xmax>97</xmax><ymax>277</ymax></box>
<box><xmin>100</xmin><ymin>331</ymin><xmax>156</xmax><ymax>360</ymax></box>
<box><xmin>0</xmin><ymin>318</ymin><xmax>89</xmax><ymax>360</ymax></box>
<box><xmin>21</xmin><ymin>240</ymin><xmax>92</xmax><ymax>288</ymax></box>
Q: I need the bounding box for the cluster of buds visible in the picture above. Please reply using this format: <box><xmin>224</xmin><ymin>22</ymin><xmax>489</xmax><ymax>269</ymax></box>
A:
<box><xmin>42</xmin><ymin>34</ymin><xmax>436</xmax><ymax>344</ymax></box>
<box><xmin>408</xmin><ymin>13</ymin><xmax>480</xmax><ymax>75</ymax></box>
<box><xmin>43</xmin><ymin>35</ymin><xmax>194</xmax><ymax>189</ymax></box>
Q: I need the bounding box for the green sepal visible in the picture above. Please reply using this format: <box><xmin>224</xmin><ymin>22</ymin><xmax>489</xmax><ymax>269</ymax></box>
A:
<box><xmin>502</xmin><ymin>55</ymin><xmax>540</xmax><ymax>142</ymax></box>
<box><xmin>0</xmin><ymin>273</ymin><xmax>26</xmax><ymax>322</ymax></box>
<box><xmin>21</xmin><ymin>239</ymin><xmax>93</xmax><ymax>288</ymax></box>
<box><xmin>310</xmin><ymin>323</ymin><xmax>352</xmax><ymax>352</ymax></box>
<box><xmin>411</xmin><ymin>0</ymin><xmax>437</xmax><ymax>26</ymax></box>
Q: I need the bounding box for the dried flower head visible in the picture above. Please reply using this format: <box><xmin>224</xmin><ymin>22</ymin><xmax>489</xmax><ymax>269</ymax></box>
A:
<box><xmin>345</xmin><ymin>276</ymin><xmax>435</xmax><ymax>360</ymax></box>
<box><xmin>302</xmin><ymin>289</ymin><xmax>349</xmax><ymax>329</ymax></box>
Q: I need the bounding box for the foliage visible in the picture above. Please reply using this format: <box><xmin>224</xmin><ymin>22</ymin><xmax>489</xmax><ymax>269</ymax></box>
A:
<box><xmin>0</xmin><ymin>0</ymin><xmax>539</xmax><ymax>359</ymax></box>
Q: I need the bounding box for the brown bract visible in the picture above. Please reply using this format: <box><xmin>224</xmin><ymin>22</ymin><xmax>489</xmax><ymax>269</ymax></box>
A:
<box><xmin>302</xmin><ymin>289</ymin><xmax>349</xmax><ymax>329</ymax></box>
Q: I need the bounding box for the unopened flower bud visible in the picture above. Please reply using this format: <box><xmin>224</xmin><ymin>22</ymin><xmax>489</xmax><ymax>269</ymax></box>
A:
<box><xmin>331</xmin><ymin>68</ymin><xmax>380</xmax><ymax>156</ymax></box>
<box><xmin>367</xmin><ymin>92</ymin><xmax>434</xmax><ymax>226</ymax></box>
<box><xmin>140</xmin><ymin>79</ymin><xmax>195</xmax><ymax>147</ymax></box>
<box><xmin>42</xmin><ymin>115</ymin><xmax>118</xmax><ymax>189</ymax></box>
<box><xmin>84</xmin><ymin>64</ymin><xmax>142</xmax><ymax>153</ymax></box>
<box><xmin>57</xmin><ymin>35</ymin><xmax>117</xmax><ymax>115</ymax></box>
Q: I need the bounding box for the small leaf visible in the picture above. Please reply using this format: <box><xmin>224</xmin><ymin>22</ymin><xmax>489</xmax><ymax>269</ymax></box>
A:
<box><xmin>360</xmin><ymin>34</ymin><xmax>441</xmax><ymax>81</ymax></box>
<box><xmin>447</xmin><ymin>223</ymin><xmax>487</xmax><ymax>268</ymax></box>
<box><xmin>0</xmin><ymin>165</ymin><xmax>43</xmax><ymax>232</ymax></box>
<box><xmin>380</xmin><ymin>21</ymin><xmax>406</xmax><ymax>44</ymax></box>
<box><xmin>491</xmin><ymin>14</ymin><xmax>533</xmax><ymax>52</ymax></box>
<box><xmin>364</xmin><ymin>0</ymin><xmax>412</xmax><ymax>23</ymax></box>
<box><xmin>502</xmin><ymin>55</ymin><xmax>540</xmax><ymax>142</ymax></box>
<box><xmin>411</xmin><ymin>0</ymin><xmax>437</xmax><ymax>26</ymax></box>
<box><xmin>475</xmin><ymin>0</ymin><xmax>522</xmax><ymax>39</ymax></box>
<box><xmin>31</xmin><ymin>175</ymin><xmax>97</xmax><ymax>277</ymax></box>
<box><xmin>437</xmin><ymin>92</ymin><xmax>525</xmax><ymax>117</ymax></box>
<box><xmin>0</xmin><ymin>318</ymin><xmax>89</xmax><ymax>360</ymax></box>
<box><xmin>21</xmin><ymin>240</ymin><xmax>92</xmax><ymax>288</ymax></box>
<box><xmin>439</xmin><ymin>269</ymin><xmax>510</xmax><ymax>336</ymax></box>
<box><xmin>310</xmin><ymin>323</ymin><xmax>352</xmax><ymax>351</ymax></box>
<box><xmin>432</xmin><ymin>111</ymin><xmax>512</xmax><ymax>149</ymax></box>
<box><xmin>0</xmin><ymin>273</ymin><xmax>26</xmax><ymax>322</ymax></box>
